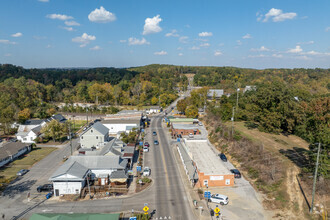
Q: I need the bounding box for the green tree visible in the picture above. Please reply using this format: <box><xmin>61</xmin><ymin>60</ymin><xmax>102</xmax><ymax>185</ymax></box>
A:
<box><xmin>185</xmin><ymin>105</ymin><xmax>199</xmax><ymax>118</ymax></box>
<box><xmin>177</xmin><ymin>99</ymin><xmax>187</xmax><ymax>113</ymax></box>
<box><xmin>41</xmin><ymin>120</ymin><xmax>68</xmax><ymax>142</ymax></box>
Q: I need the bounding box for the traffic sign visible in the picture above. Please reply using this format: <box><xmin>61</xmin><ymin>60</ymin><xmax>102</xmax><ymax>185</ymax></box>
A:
<box><xmin>204</xmin><ymin>191</ymin><xmax>211</xmax><ymax>199</ymax></box>
<box><xmin>214</xmin><ymin>207</ymin><xmax>220</xmax><ymax>213</ymax></box>
<box><xmin>143</xmin><ymin>206</ymin><xmax>149</xmax><ymax>212</ymax></box>
<box><xmin>137</xmin><ymin>166</ymin><xmax>142</xmax><ymax>172</ymax></box>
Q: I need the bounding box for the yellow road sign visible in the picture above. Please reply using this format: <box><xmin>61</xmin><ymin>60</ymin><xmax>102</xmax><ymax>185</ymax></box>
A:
<box><xmin>215</xmin><ymin>213</ymin><xmax>220</xmax><ymax>216</ymax></box>
<box><xmin>143</xmin><ymin>206</ymin><xmax>149</xmax><ymax>212</ymax></box>
<box><xmin>144</xmin><ymin>212</ymin><xmax>148</xmax><ymax>215</ymax></box>
<box><xmin>214</xmin><ymin>207</ymin><xmax>220</xmax><ymax>213</ymax></box>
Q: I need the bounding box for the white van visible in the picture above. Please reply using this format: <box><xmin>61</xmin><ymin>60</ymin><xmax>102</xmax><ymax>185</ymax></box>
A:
<box><xmin>209</xmin><ymin>194</ymin><xmax>229</xmax><ymax>205</ymax></box>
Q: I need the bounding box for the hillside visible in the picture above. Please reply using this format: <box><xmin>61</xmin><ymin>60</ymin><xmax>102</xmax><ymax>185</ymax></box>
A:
<box><xmin>202</xmin><ymin>114</ymin><xmax>329</xmax><ymax>219</ymax></box>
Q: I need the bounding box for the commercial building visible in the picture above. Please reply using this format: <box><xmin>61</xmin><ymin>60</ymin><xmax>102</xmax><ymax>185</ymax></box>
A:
<box><xmin>101</xmin><ymin>119</ymin><xmax>141</xmax><ymax>136</ymax></box>
<box><xmin>181</xmin><ymin>139</ymin><xmax>234</xmax><ymax>187</ymax></box>
<box><xmin>171</xmin><ymin>124</ymin><xmax>200</xmax><ymax>138</ymax></box>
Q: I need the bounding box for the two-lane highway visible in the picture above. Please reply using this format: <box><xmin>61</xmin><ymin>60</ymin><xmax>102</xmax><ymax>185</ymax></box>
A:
<box><xmin>148</xmin><ymin>115</ymin><xmax>195</xmax><ymax>219</ymax></box>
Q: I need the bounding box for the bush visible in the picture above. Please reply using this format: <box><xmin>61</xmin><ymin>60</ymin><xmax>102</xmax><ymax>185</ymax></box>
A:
<box><xmin>142</xmin><ymin>177</ymin><xmax>151</xmax><ymax>183</ymax></box>
<box><xmin>197</xmin><ymin>188</ymin><xmax>203</xmax><ymax>194</ymax></box>
<box><xmin>248</xmin><ymin>167</ymin><xmax>259</xmax><ymax>179</ymax></box>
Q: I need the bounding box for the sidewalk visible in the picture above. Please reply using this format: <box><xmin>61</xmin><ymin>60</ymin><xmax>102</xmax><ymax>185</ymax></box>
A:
<box><xmin>162</xmin><ymin>120</ymin><xmax>211</xmax><ymax>220</ymax></box>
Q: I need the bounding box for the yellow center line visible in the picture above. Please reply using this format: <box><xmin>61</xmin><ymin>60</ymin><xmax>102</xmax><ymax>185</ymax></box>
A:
<box><xmin>156</xmin><ymin>118</ymin><xmax>170</xmax><ymax>186</ymax></box>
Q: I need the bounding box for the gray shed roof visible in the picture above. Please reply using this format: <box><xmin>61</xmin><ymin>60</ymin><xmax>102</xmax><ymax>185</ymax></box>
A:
<box><xmin>66</xmin><ymin>155</ymin><xmax>127</xmax><ymax>170</ymax></box>
<box><xmin>207</xmin><ymin>89</ymin><xmax>224</xmax><ymax>98</ymax></box>
<box><xmin>23</xmin><ymin>119</ymin><xmax>45</xmax><ymax>125</ymax></box>
<box><xmin>110</xmin><ymin>170</ymin><xmax>128</xmax><ymax>179</ymax></box>
<box><xmin>49</xmin><ymin>161</ymin><xmax>89</xmax><ymax>181</ymax></box>
<box><xmin>90</xmin><ymin>122</ymin><xmax>109</xmax><ymax>136</ymax></box>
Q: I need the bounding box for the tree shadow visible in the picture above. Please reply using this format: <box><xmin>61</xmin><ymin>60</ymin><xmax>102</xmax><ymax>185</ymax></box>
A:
<box><xmin>279</xmin><ymin>147</ymin><xmax>310</xmax><ymax>169</ymax></box>
<box><xmin>1</xmin><ymin>179</ymin><xmax>37</xmax><ymax>198</ymax></box>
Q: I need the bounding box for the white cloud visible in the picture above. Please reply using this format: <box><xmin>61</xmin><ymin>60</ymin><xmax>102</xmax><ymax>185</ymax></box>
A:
<box><xmin>242</xmin><ymin>34</ymin><xmax>252</xmax><ymax>39</ymax></box>
<box><xmin>61</xmin><ymin>26</ymin><xmax>74</xmax><ymax>31</ymax></box>
<box><xmin>261</xmin><ymin>8</ymin><xmax>297</xmax><ymax>22</ymax></box>
<box><xmin>88</xmin><ymin>6</ymin><xmax>116</xmax><ymax>23</ymax></box>
<box><xmin>179</xmin><ymin>36</ymin><xmax>188</xmax><ymax>43</ymax></box>
<box><xmin>38</xmin><ymin>0</ymin><xmax>49</xmax><ymax>2</ymax></box>
<box><xmin>90</xmin><ymin>45</ymin><xmax>101</xmax><ymax>50</ymax></box>
<box><xmin>0</xmin><ymin>39</ymin><xmax>16</xmax><ymax>45</ymax></box>
<box><xmin>200</xmin><ymin>43</ymin><xmax>210</xmax><ymax>47</ymax></box>
<box><xmin>72</xmin><ymin>33</ymin><xmax>96</xmax><ymax>47</ymax></box>
<box><xmin>46</xmin><ymin>14</ymin><xmax>73</xmax><ymax>20</ymax></box>
<box><xmin>297</xmin><ymin>41</ymin><xmax>314</xmax><ymax>45</ymax></box>
<box><xmin>65</xmin><ymin>20</ymin><xmax>80</xmax><ymax>26</ymax></box>
<box><xmin>251</xmin><ymin>46</ymin><xmax>270</xmax><ymax>52</ymax></box>
<box><xmin>128</xmin><ymin>37</ymin><xmax>150</xmax><ymax>45</ymax></box>
<box><xmin>287</xmin><ymin>45</ymin><xmax>303</xmax><ymax>53</ymax></box>
<box><xmin>143</xmin><ymin>15</ymin><xmax>162</xmax><ymax>35</ymax></box>
<box><xmin>214</xmin><ymin>50</ymin><xmax>222</xmax><ymax>56</ymax></box>
<box><xmin>119</xmin><ymin>40</ymin><xmax>127</xmax><ymax>43</ymax></box>
<box><xmin>325</xmin><ymin>27</ymin><xmax>330</xmax><ymax>32</ymax></box>
<box><xmin>236</xmin><ymin>40</ymin><xmax>242</xmax><ymax>46</ymax></box>
<box><xmin>178</xmin><ymin>53</ymin><xmax>183</xmax><ymax>56</ymax></box>
<box><xmin>46</xmin><ymin>44</ymin><xmax>52</xmax><ymax>48</ymax></box>
<box><xmin>154</xmin><ymin>50</ymin><xmax>167</xmax><ymax>55</ymax></box>
<box><xmin>11</xmin><ymin>32</ymin><xmax>22</xmax><ymax>37</ymax></box>
<box><xmin>198</xmin><ymin>32</ymin><xmax>213</xmax><ymax>37</ymax></box>
<box><xmin>165</xmin><ymin>29</ymin><xmax>179</xmax><ymax>37</ymax></box>
<box><xmin>248</xmin><ymin>54</ymin><xmax>267</xmax><ymax>58</ymax></box>
<box><xmin>272</xmin><ymin>54</ymin><xmax>283</xmax><ymax>58</ymax></box>
<box><xmin>190</xmin><ymin>46</ymin><xmax>200</xmax><ymax>50</ymax></box>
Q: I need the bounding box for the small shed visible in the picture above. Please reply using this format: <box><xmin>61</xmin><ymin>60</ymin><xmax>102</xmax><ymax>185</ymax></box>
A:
<box><xmin>110</xmin><ymin>170</ymin><xmax>128</xmax><ymax>186</ymax></box>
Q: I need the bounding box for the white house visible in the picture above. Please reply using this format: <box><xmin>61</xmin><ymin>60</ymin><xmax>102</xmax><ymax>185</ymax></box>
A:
<box><xmin>49</xmin><ymin>155</ymin><xmax>128</xmax><ymax>196</ymax></box>
<box><xmin>16</xmin><ymin>125</ymin><xmax>42</xmax><ymax>143</ymax></box>
<box><xmin>207</xmin><ymin>89</ymin><xmax>224</xmax><ymax>99</ymax></box>
<box><xmin>0</xmin><ymin>142</ymin><xmax>32</xmax><ymax>168</ymax></box>
<box><xmin>49</xmin><ymin>161</ymin><xmax>90</xmax><ymax>196</ymax></box>
<box><xmin>101</xmin><ymin>119</ymin><xmax>141</xmax><ymax>135</ymax></box>
<box><xmin>80</xmin><ymin>122</ymin><xmax>110</xmax><ymax>149</ymax></box>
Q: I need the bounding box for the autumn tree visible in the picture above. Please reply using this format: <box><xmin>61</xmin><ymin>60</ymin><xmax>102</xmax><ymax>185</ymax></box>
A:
<box><xmin>177</xmin><ymin>99</ymin><xmax>187</xmax><ymax>113</ymax></box>
<box><xmin>185</xmin><ymin>105</ymin><xmax>199</xmax><ymax>118</ymax></box>
<box><xmin>18</xmin><ymin>108</ymin><xmax>31</xmax><ymax>123</ymax></box>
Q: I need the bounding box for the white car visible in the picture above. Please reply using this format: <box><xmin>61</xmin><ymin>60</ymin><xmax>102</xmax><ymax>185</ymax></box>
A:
<box><xmin>143</xmin><ymin>167</ymin><xmax>151</xmax><ymax>176</ymax></box>
<box><xmin>189</xmin><ymin>133</ymin><xmax>194</xmax><ymax>138</ymax></box>
<box><xmin>143</xmin><ymin>146</ymin><xmax>149</xmax><ymax>152</ymax></box>
<box><xmin>208</xmin><ymin>194</ymin><xmax>229</xmax><ymax>205</ymax></box>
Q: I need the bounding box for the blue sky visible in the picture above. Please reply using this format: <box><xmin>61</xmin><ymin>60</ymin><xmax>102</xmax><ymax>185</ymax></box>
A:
<box><xmin>0</xmin><ymin>0</ymin><xmax>329</xmax><ymax>68</ymax></box>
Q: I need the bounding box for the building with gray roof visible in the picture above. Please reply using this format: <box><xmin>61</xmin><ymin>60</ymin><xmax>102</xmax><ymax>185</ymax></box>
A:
<box><xmin>80</xmin><ymin>122</ymin><xmax>110</xmax><ymax>149</ymax></box>
<box><xmin>207</xmin><ymin>89</ymin><xmax>224</xmax><ymax>99</ymax></box>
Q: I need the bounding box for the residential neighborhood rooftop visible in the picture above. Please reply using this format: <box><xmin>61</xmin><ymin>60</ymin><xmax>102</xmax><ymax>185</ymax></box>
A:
<box><xmin>23</xmin><ymin>119</ymin><xmax>45</xmax><ymax>125</ymax></box>
<box><xmin>0</xmin><ymin>142</ymin><xmax>31</xmax><ymax>162</ymax></box>
<box><xmin>65</xmin><ymin>155</ymin><xmax>128</xmax><ymax>170</ymax></box>
<box><xmin>49</xmin><ymin>161</ymin><xmax>89</xmax><ymax>181</ymax></box>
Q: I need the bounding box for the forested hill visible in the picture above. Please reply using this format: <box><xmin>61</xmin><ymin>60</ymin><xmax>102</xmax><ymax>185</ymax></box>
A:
<box><xmin>0</xmin><ymin>64</ymin><xmax>138</xmax><ymax>85</ymax></box>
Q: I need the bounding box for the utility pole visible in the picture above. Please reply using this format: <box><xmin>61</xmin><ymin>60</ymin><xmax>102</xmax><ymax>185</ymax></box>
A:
<box><xmin>310</xmin><ymin>142</ymin><xmax>321</xmax><ymax>213</ymax></box>
<box><xmin>69</xmin><ymin>123</ymin><xmax>72</xmax><ymax>155</ymax></box>
<box><xmin>86</xmin><ymin>108</ymin><xmax>88</xmax><ymax>125</ymax></box>
<box><xmin>231</xmin><ymin>107</ymin><xmax>235</xmax><ymax>137</ymax></box>
<box><xmin>236</xmin><ymin>87</ymin><xmax>239</xmax><ymax>111</ymax></box>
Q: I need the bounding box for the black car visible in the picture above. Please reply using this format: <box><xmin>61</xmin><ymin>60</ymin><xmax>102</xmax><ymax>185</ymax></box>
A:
<box><xmin>152</xmin><ymin>131</ymin><xmax>157</xmax><ymax>136</ymax></box>
<box><xmin>37</xmin><ymin>184</ymin><xmax>53</xmax><ymax>192</ymax></box>
<box><xmin>154</xmin><ymin>140</ymin><xmax>159</xmax><ymax>145</ymax></box>
<box><xmin>230</xmin><ymin>169</ymin><xmax>241</xmax><ymax>178</ymax></box>
<box><xmin>219</xmin><ymin>153</ymin><xmax>227</xmax><ymax>162</ymax></box>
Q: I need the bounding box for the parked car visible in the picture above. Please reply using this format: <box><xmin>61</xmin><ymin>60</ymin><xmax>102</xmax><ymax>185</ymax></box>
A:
<box><xmin>208</xmin><ymin>194</ymin><xmax>229</xmax><ymax>205</ymax></box>
<box><xmin>143</xmin><ymin>146</ymin><xmax>149</xmax><ymax>152</ymax></box>
<box><xmin>143</xmin><ymin>167</ymin><xmax>151</xmax><ymax>176</ymax></box>
<box><xmin>152</xmin><ymin>131</ymin><xmax>157</xmax><ymax>136</ymax></box>
<box><xmin>16</xmin><ymin>169</ymin><xmax>29</xmax><ymax>176</ymax></box>
<box><xmin>144</xmin><ymin>142</ymin><xmax>150</xmax><ymax>147</ymax></box>
<box><xmin>188</xmin><ymin>133</ymin><xmax>194</xmax><ymax>138</ymax></box>
<box><xmin>230</xmin><ymin>169</ymin><xmax>241</xmax><ymax>178</ymax></box>
<box><xmin>94</xmin><ymin>119</ymin><xmax>101</xmax><ymax>123</ymax></box>
<box><xmin>219</xmin><ymin>153</ymin><xmax>227</xmax><ymax>162</ymax></box>
<box><xmin>154</xmin><ymin>140</ymin><xmax>159</xmax><ymax>145</ymax></box>
<box><xmin>37</xmin><ymin>184</ymin><xmax>53</xmax><ymax>192</ymax></box>
<box><xmin>198</xmin><ymin>122</ymin><xmax>203</xmax><ymax>126</ymax></box>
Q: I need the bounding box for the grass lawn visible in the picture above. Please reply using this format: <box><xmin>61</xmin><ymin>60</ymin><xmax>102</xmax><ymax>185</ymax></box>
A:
<box><xmin>70</xmin><ymin>120</ymin><xmax>87</xmax><ymax>133</ymax></box>
<box><xmin>0</xmin><ymin>147</ymin><xmax>57</xmax><ymax>188</ymax></box>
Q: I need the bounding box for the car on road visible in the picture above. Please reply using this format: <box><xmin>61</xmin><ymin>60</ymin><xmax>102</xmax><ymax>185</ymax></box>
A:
<box><xmin>198</xmin><ymin>122</ymin><xmax>203</xmax><ymax>126</ymax></box>
<box><xmin>37</xmin><ymin>184</ymin><xmax>53</xmax><ymax>192</ymax></box>
<box><xmin>219</xmin><ymin>153</ymin><xmax>227</xmax><ymax>162</ymax></box>
<box><xmin>154</xmin><ymin>140</ymin><xmax>159</xmax><ymax>145</ymax></box>
<box><xmin>16</xmin><ymin>169</ymin><xmax>29</xmax><ymax>176</ymax></box>
<box><xmin>208</xmin><ymin>194</ymin><xmax>229</xmax><ymax>205</ymax></box>
<box><xmin>152</xmin><ymin>131</ymin><xmax>157</xmax><ymax>136</ymax></box>
<box><xmin>188</xmin><ymin>133</ymin><xmax>194</xmax><ymax>138</ymax></box>
<box><xmin>230</xmin><ymin>169</ymin><xmax>242</xmax><ymax>178</ymax></box>
<box><xmin>144</xmin><ymin>142</ymin><xmax>150</xmax><ymax>147</ymax></box>
<box><xmin>143</xmin><ymin>167</ymin><xmax>151</xmax><ymax>176</ymax></box>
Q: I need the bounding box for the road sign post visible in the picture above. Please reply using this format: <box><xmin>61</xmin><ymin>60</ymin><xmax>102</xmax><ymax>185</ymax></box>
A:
<box><xmin>143</xmin><ymin>205</ymin><xmax>149</xmax><ymax>215</ymax></box>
